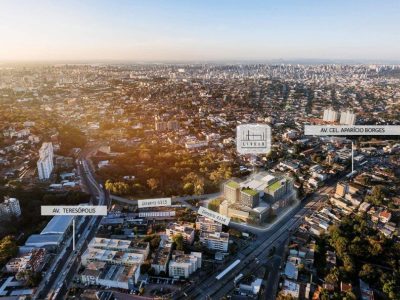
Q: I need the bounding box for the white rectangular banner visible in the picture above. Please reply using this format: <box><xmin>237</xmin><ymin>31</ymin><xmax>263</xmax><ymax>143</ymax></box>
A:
<box><xmin>138</xmin><ymin>198</ymin><xmax>171</xmax><ymax>208</ymax></box>
<box><xmin>41</xmin><ymin>205</ymin><xmax>108</xmax><ymax>216</ymax></box>
<box><xmin>304</xmin><ymin>125</ymin><xmax>400</xmax><ymax>136</ymax></box>
<box><xmin>198</xmin><ymin>206</ymin><xmax>230</xmax><ymax>225</ymax></box>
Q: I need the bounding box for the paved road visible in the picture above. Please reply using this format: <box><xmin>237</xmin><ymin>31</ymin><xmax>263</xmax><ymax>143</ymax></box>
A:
<box><xmin>264</xmin><ymin>248</ymin><xmax>286</xmax><ymax>300</ymax></box>
<box><xmin>39</xmin><ymin>144</ymin><xmax>107</xmax><ymax>300</ymax></box>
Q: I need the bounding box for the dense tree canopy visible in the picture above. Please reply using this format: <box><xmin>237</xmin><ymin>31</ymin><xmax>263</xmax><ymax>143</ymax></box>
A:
<box><xmin>327</xmin><ymin>215</ymin><xmax>400</xmax><ymax>299</ymax></box>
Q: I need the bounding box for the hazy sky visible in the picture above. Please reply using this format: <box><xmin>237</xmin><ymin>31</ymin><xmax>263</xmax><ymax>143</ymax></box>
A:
<box><xmin>1</xmin><ymin>0</ymin><xmax>399</xmax><ymax>62</ymax></box>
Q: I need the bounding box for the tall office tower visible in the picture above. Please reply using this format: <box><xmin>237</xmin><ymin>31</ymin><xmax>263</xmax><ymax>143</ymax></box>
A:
<box><xmin>0</xmin><ymin>197</ymin><xmax>21</xmax><ymax>219</ymax></box>
<box><xmin>323</xmin><ymin>109</ymin><xmax>339</xmax><ymax>122</ymax></box>
<box><xmin>37</xmin><ymin>142</ymin><xmax>54</xmax><ymax>180</ymax></box>
<box><xmin>340</xmin><ymin>110</ymin><xmax>356</xmax><ymax>125</ymax></box>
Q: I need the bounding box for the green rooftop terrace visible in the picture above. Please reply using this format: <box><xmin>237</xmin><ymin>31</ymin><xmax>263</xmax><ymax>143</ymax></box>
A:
<box><xmin>241</xmin><ymin>188</ymin><xmax>258</xmax><ymax>196</ymax></box>
<box><xmin>268</xmin><ymin>180</ymin><xmax>284</xmax><ymax>192</ymax></box>
<box><xmin>226</xmin><ymin>181</ymin><xmax>240</xmax><ymax>188</ymax></box>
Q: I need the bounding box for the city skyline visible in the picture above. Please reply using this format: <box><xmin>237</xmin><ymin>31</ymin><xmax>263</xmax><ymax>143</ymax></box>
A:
<box><xmin>1</xmin><ymin>0</ymin><xmax>400</xmax><ymax>62</ymax></box>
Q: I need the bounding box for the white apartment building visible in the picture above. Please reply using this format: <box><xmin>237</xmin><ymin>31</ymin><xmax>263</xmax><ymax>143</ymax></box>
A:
<box><xmin>199</xmin><ymin>231</ymin><xmax>229</xmax><ymax>252</ymax></box>
<box><xmin>37</xmin><ymin>142</ymin><xmax>54</xmax><ymax>180</ymax></box>
<box><xmin>168</xmin><ymin>251</ymin><xmax>202</xmax><ymax>279</ymax></box>
<box><xmin>165</xmin><ymin>223</ymin><xmax>195</xmax><ymax>244</ymax></box>
<box><xmin>195</xmin><ymin>216</ymin><xmax>223</xmax><ymax>232</ymax></box>
<box><xmin>340</xmin><ymin>110</ymin><xmax>356</xmax><ymax>125</ymax></box>
<box><xmin>323</xmin><ymin>109</ymin><xmax>339</xmax><ymax>122</ymax></box>
<box><xmin>0</xmin><ymin>197</ymin><xmax>21</xmax><ymax>219</ymax></box>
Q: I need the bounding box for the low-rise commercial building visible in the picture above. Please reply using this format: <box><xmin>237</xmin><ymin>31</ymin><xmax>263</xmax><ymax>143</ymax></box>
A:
<box><xmin>80</xmin><ymin>261</ymin><xmax>140</xmax><ymax>289</ymax></box>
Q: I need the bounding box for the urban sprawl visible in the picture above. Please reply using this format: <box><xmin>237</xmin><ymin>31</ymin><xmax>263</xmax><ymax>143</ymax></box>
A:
<box><xmin>0</xmin><ymin>64</ymin><xmax>399</xmax><ymax>300</ymax></box>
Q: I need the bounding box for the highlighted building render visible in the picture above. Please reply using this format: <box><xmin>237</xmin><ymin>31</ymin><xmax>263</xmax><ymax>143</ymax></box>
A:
<box><xmin>220</xmin><ymin>172</ymin><xmax>296</xmax><ymax>224</ymax></box>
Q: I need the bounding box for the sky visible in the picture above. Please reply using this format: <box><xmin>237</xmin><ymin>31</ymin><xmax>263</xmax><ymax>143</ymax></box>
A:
<box><xmin>0</xmin><ymin>0</ymin><xmax>399</xmax><ymax>62</ymax></box>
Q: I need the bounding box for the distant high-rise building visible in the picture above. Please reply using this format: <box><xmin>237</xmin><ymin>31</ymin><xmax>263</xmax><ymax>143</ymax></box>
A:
<box><xmin>37</xmin><ymin>142</ymin><xmax>54</xmax><ymax>180</ymax></box>
<box><xmin>167</xmin><ymin>120</ymin><xmax>179</xmax><ymax>130</ymax></box>
<box><xmin>323</xmin><ymin>109</ymin><xmax>339</xmax><ymax>122</ymax></box>
<box><xmin>340</xmin><ymin>110</ymin><xmax>356</xmax><ymax>125</ymax></box>
<box><xmin>155</xmin><ymin>120</ymin><xmax>168</xmax><ymax>131</ymax></box>
<box><xmin>0</xmin><ymin>197</ymin><xmax>21</xmax><ymax>219</ymax></box>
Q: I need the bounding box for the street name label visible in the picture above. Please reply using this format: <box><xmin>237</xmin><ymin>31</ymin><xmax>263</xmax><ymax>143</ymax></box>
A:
<box><xmin>198</xmin><ymin>206</ymin><xmax>230</xmax><ymax>225</ymax></box>
<box><xmin>138</xmin><ymin>198</ymin><xmax>171</xmax><ymax>208</ymax></box>
<box><xmin>304</xmin><ymin>125</ymin><xmax>400</xmax><ymax>136</ymax></box>
<box><xmin>41</xmin><ymin>205</ymin><xmax>108</xmax><ymax>216</ymax></box>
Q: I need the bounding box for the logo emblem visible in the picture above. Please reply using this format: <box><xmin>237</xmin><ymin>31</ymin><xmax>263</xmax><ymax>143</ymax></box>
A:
<box><xmin>236</xmin><ymin>124</ymin><xmax>271</xmax><ymax>154</ymax></box>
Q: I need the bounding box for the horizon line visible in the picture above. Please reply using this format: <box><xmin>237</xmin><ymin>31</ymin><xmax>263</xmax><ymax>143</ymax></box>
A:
<box><xmin>1</xmin><ymin>57</ymin><xmax>400</xmax><ymax>65</ymax></box>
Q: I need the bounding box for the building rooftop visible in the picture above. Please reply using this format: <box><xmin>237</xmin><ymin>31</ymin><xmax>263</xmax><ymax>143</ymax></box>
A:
<box><xmin>226</xmin><ymin>180</ymin><xmax>240</xmax><ymax>188</ymax></box>
<box><xmin>84</xmin><ymin>248</ymin><xmax>144</xmax><ymax>265</ymax></box>
<box><xmin>241</xmin><ymin>188</ymin><xmax>258</xmax><ymax>196</ymax></box>
<box><xmin>25</xmin><ymin>234</ymin><xmax>63</xmax><ymax>246</ymax></box>
<box><xmin>41</xmin><ymin>215</ymin><xmax>73</xmax><ymax>235</ymax></box>
<box><xmin>200</xmin><ymin>231</ymin><xmax>229</xmax><ymax>242</ymax></box>
<box><xmin>268</xmin><ymin>180</ymin><xmax>284</xmax><ymax>192</ymax></box>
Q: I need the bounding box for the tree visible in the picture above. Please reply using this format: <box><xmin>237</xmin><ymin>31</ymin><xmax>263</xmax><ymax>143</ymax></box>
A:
<box><xmin>342</xmin><ymin>254</ymin><xmax>355</xmax><ymax>274</ymax></box>
<box><xmin>147</xmin><ymin>178</ymin><xmax>159</xmax><ymax>192</ymax></box>
<box><xmin>365</xmin><ymin>186</ymin><xmax>385</xmax><ymax>205</ymax></box>
<box><xmin>105</xmin><ymin>180</ymin><xmax>130</xmax><ymax>195</ymax></box>
<box><xmin>183</xmin><ymin>182</ymin><xmax>194</xmax><ymax>195</ymax></box>
<box><xmin>58</xmin><ymin>124</ymin><xmax>86</xmax><ymax>155</ymax></box>
<box><xmin>382</xmin><ymin>279</ymin><xmax>397</xmax><ymax>300</ymax></box>
<box><xmin>182</xmin><ymin>172</ymin><xmax>204</xmax><ymax>195</ymax></box>
<box><xmin>150</xmin><ymin>235</ymin><xmax>161</xmax><ymax>250</ymax></box>
<box><xmin>333</xmin><ymin>236</ymin><xmax>349</xmax><ymax>258</ymax></box>
<box><xmin>140</xmin><ymin>263</ymin><xmax>151</xmax><ymax>274</ymax></box>
<box><xmin>209</xmin><ymin>164</ymin><xmax>232</xmax><ymax>185</ymax></box>
<box><xmin>359</xmin><ymin>264</ymin><xmax>376</xmax><ymax>283</ymax></box>
<box><xmin>208</xmin><ymin>198</ymin><xmax>223</xmax><ymax>212</ymax></box>
<box><xmin>345</xmin><ymin>291</ymin><xmax>357</xmax><ymax>300</ymax></box>
<box><xmin>173</xmin><ymin>234</ymin><xmax>184</xmax><ymax>251</ymax></box>
<box><xmin>0</xmin><ymin>236</ymin><xmax>18</xmax><ymax>267</ymax></box>
<box><xmin>325</xmin><ymin>267</ymin><xmax>339</xmax><ymax>284</ymax></box>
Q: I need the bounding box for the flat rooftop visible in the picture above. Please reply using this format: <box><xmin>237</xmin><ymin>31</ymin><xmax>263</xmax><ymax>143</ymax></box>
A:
<box><xmin>41</xmin><ymin>215</ymin><xmax>73</xmax><ymax>235</ymax></box>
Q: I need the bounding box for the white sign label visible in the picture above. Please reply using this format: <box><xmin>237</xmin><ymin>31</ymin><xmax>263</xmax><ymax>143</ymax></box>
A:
<box><xmin>198</xmin><ymin>206</ymin><xmax>230</xmax><ymax>225</ymax></box>
<box><xmin>304</xmin><ymin>125</ymin><xmax>400</xmax><ymax>136</ymax></box>
<box><xmin>138</xmin><ymin>198</ymin><xmax>171</xmax><ymax>208</ymax></box>
<box><xmin>41</xmin><ymin>206</ymin><xmax>108</xmax><ymax>216</ymax></box>
<box><xmin>237</xmin><ymin>124</ymin><xmax>271</xmax><ymax>154</ymax></box>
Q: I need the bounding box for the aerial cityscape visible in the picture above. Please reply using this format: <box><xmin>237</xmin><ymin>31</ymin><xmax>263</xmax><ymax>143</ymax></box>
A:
<box><xmin>0</xmin><ymin>1</ymin><xmax>400</xmax><ymax>300</ymax></box>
